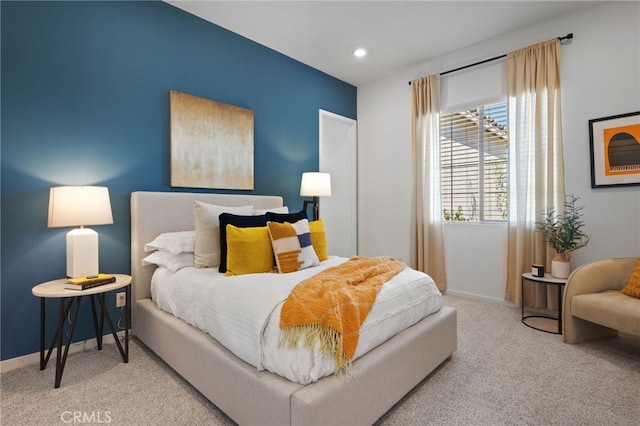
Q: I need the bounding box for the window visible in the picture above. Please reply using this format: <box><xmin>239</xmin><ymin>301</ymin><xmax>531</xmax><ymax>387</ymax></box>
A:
<box><xmin>440</xmin><ymin>102</ymin><xmax>508</xmax><ymax>222</ymax></box>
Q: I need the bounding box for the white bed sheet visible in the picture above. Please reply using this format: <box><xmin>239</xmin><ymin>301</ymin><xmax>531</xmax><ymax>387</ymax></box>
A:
<box><xmin>151</xmin><ymin>256</ymin><xmax>443</xmax><ymax>384</ymax></box>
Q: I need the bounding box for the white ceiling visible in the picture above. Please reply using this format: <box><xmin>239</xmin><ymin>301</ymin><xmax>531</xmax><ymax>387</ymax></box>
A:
<box><xmin>166</xmin><ymin>1</ymin><xmax>603</xmax><ymax>86</ymax></box>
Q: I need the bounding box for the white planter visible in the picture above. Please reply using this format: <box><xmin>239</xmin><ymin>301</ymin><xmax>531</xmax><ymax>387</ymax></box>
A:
<box><xmin>551</xmin><ymin>260</ymin><xmax>571</xmax><ymax>279</ymax></box>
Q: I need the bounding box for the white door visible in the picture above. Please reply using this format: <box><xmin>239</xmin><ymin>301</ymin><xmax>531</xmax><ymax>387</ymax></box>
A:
<box><xmin>319</xmin><ymin>109</ymin><xmax>357</xmax><ymax>257</ymax></box>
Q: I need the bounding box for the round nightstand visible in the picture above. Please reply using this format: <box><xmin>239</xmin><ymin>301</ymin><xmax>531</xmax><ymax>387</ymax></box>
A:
<box><xmin>521</xmin><ymin>272</ymin><xmax>567</xmax><ymax>334</ymax></box>
<box><xmin>32</xmin><ymin>274</ymin><xmax>132</xmax><ymax>388</ymax></box>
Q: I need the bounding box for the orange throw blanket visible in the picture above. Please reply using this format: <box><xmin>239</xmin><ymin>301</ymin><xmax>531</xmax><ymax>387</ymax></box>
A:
<box><xmin>279</xmin><ymin>256</ymin><xmax>405</xmax><ymax>375</ymax></box>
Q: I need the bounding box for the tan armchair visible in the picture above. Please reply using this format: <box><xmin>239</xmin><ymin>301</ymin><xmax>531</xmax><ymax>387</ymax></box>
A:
<box><xmin>563</xmin><ymin>257</ymin><xmax>639</xmax><ymax>344</ymax></box>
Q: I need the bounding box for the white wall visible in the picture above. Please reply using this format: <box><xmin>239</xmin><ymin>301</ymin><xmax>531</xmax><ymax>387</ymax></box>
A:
<box><xmin>443</xmin><ymin>223</ymin><xmax>508</xmax><ymax>304</ymax></box>
<box><xmin>357</xmin><ymin>1</ymin><xmax>640</xmax><ymax>301</ymax></box>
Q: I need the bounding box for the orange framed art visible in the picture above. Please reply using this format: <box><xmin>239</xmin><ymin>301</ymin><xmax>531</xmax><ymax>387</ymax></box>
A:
<box><xmin>589</xmin><ymin>111</ymin><xmax>640</xmax><ymax>188</ymax></box>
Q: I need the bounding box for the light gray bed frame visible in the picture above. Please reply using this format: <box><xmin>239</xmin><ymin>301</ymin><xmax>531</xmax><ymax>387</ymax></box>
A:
<box><xmin>131</xmin><ymin>191</ymin><xmax>457</xmax><ymax>425</ymax></box>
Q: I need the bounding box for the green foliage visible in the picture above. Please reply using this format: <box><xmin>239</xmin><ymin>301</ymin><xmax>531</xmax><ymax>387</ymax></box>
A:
<box><xmin>537</xmin><ymin>195</ymin><xmax>590</xmax><ymax>254</ymax></box>
<box><xmin>490</xmin><ymin>163</ymin><xmax>508</xmax><ymax>219</ymax></box>
<box><xmin>443</xmin><ymin>206</ymin><xmax>467</xmax><ymax>222</ymax></box>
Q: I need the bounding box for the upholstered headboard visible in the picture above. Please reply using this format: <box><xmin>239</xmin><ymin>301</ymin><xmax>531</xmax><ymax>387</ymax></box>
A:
<box><xmin>130</xmin><ymin>191</ymin><xmax>283</xmax><ymax>320</ymax></box>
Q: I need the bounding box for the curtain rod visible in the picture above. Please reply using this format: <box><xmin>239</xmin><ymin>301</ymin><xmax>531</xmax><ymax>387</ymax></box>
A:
<box><xmin>408</xmin><ymin>33</ymin><xmax>573</xmax><ymax>85</ymax></box>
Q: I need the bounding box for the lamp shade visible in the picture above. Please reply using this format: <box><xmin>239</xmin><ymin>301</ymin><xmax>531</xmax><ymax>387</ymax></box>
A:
<box><xmin>300</xmin><ymin>172</ymin><xmax>331</xmax><ymax>197</ymax></box>
<box><xmin>48</xmin><ymin>186</ymin><xmax>113</xmax><ymax>228</ymax></box>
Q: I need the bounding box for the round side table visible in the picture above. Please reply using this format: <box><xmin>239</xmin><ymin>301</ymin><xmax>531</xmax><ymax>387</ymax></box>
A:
<box><xmin>521</xmin><ymin>272</ymin><xmax>567</xmax><ymax>334</ymax></box>
<box><xmin>32</xmin><ymin>274</ymin><xmax>131</xmax><ymax>388</ymax></box>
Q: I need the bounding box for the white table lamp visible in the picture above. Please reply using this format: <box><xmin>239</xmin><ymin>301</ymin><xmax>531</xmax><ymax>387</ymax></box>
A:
<box><xmin>300</xmin><ymin>172</ymin><xmax>331</xmax><ymax>221</ymax></box>
<box><xmin>48</xmin><ymin>186</ymin><xmax>113</xmax><ymax>278</ymax></box>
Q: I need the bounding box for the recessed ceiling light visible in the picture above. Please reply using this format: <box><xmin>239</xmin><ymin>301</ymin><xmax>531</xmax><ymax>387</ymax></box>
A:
<box><xmin>353</xmin><ymin>48</ymin><xmax>367</xmax><ymax>58</ymax></box>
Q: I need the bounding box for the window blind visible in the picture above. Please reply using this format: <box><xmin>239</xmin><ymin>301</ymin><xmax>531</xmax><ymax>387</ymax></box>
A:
<box><xmin>440</xmin><ymin>102</ymin><xmax>508</xmax><ymax>222</ymax></box>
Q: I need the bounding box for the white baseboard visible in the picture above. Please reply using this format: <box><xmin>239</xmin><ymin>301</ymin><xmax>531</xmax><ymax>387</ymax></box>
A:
<box><xmin>444</xmin><ymin>289</ymin><xmax>517</xmax><ymax>308</ymax></box>
<box><xmin>0</xmin><ymin>332</ymin><xmax>125</xmax><ymax>374</ymax></box>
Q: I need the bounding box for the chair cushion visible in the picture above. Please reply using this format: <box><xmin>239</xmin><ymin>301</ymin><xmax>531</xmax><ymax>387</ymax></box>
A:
<box><xmin>571</xmin><ymin>291</ymin><xmax>640</xmax><ymax>337</ymax></box>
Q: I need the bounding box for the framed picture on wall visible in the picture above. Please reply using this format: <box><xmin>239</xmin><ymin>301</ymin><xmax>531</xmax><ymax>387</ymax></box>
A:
<box><xmin>170</xmin><ymin>90</ymin><xmax>254</xmax><ymax>190</ymax></box>
<box><xmin>589</xmin><ymin>111</ymin><xmax>640</xmax><ymax>188</ymax></box>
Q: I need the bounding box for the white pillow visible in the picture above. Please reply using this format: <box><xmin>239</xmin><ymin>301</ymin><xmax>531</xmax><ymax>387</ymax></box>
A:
<box><xmin>142</xmin><ymin>251</ymin><xmax>194</xmax><ymax>272</ymax></box>
<box><xmin>144</xmin><ymin>231</ymin><xmax>195</xmax><ymax>255</ymax></box>
<box><xmin>253</xmin><ymin>206</ymin><xmax>288</xmax><ymax>215</ymax></box>
<box><xmin>194</xmin><ymin>201</ymin><xmax>253</xmax><ymax>268</ymax></box>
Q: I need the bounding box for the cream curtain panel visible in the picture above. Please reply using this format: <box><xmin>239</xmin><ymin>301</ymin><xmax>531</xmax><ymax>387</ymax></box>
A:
<box><xmin>412</xmin><ymin>75</ymin><xmax>446</xmax><ymax>291</ymax></box>
<box><xmin>506</xmin><ymin>39</ymin><xmax>565</xmax><ymax>305</ymax></box>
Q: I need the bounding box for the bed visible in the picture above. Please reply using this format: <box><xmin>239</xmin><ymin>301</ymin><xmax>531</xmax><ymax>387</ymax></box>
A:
<box><xmin>131</xmin><ymin>191</ymin><xmax>457</xmax><ymax>425</ymax></box>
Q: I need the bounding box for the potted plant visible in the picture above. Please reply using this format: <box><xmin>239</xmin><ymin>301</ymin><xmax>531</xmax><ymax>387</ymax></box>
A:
<box><xmin>538</xmin><ymin>194</ymin><xmax>590</xmax><ymax>278</ymax></box>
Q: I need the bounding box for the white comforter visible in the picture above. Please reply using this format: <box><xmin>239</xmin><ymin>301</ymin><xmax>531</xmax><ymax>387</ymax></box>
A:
<box><xmin>151</xmin><ymin>256</ymin><xmax>443</xmax><ymax>384</ymax></box>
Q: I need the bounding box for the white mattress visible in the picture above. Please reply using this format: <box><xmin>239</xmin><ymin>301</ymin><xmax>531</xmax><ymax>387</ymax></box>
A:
<box><xmin>151</xmin><ymin>256</ymin><xmax>443</xmax><ymax>384</ymax></box>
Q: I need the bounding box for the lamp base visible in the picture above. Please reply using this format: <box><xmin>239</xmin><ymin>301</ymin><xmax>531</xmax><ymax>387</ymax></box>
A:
<box><xmin>303</xmin><ymin>197</ymin><xmax>320</xmax><ymax>221</ymax></box>
<box><xmin>67</xmin><ymin>228</ymin><xmax>99</xmax><ymax>278</ymax></box>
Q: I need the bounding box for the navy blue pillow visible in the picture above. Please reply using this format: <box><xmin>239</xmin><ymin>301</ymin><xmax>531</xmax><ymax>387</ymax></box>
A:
<box><xmin>267</xmin><ymin>210</ymin><xmax>308</xmax><ymax>223</ymax></box>
<box><xmin>218</xmin><ymin>213</ymin><xmax>269</xmax><ymax>273</ymax></box>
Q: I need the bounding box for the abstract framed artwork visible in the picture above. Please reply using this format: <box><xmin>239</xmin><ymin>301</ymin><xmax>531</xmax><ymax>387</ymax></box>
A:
<box><xmin>170</xmin><ymin>90</ymin><xmax>254</xmax><ymax>190</ymax></box>
<box><xmin>589</xmin><ymin>111</ymin><xmax>640</xmax><ymax>188</ymax></box>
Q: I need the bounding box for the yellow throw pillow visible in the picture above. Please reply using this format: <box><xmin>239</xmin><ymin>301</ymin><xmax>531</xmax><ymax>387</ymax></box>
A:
<box><xmin>267</xmin><ymin>219</ymin><xmax>319</xmax><ymax>273</ymax></box>
<box><xmin>620</xmin><ymin>257</ymin><xmax>640</xmax><ymax>299</ymax></box>
<box><xmin>225</xmin><ymin>225</ymin><xmax>274</xmax><ymax>276</ymax></box>
<box><xmin>309</xmin><ymin>219</ymin><xmax>329</xmax><ymax>262</ymax></box>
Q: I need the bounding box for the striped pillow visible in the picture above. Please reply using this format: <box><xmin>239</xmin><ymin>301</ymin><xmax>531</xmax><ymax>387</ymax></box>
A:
<box><xmin>267</xmin><ymin>219</ymin><xmax>319</xmax><ymax>273</ymax></box>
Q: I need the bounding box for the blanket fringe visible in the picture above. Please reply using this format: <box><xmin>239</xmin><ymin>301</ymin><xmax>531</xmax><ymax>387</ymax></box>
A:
<box><xmin>280</xmin><ymin>325</ymin><xmax>352</xmax><ymax>375</ymax></box>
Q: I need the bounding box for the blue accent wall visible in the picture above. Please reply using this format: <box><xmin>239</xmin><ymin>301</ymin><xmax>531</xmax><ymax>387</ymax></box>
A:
<box><xmin>1</xmin><ymin>1</ymin><xmax>356</xmax><ymax>361</ymax></box>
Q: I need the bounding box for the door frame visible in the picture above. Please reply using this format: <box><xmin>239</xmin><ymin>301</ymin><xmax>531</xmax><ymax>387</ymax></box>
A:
<box><xmin>319</xmin><ymin>109</ymin><xmax>357</xmax><ymax>257</ymax></box>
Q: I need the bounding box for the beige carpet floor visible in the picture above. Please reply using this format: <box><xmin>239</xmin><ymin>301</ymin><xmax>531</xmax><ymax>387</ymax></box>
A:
<box><xmin>2</xmin><ymin>295</ymin><xmax>639</xmax><ymax>425</ymax></box>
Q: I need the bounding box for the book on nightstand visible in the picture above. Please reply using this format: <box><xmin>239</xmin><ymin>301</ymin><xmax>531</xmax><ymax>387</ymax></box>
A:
<box><xmin>64</xmin><ymin>274</ymin><xmax>116</xmax><ymax>291</ymax></box>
